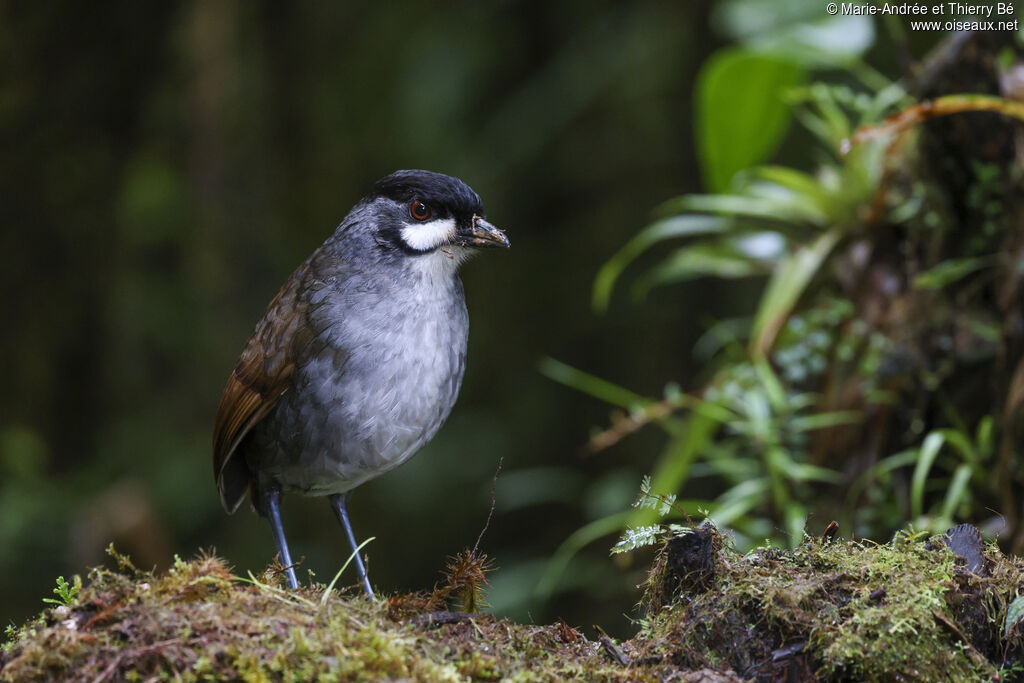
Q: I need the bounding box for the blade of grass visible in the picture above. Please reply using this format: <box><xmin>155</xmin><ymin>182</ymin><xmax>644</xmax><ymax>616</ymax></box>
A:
<box><xmin>539</xmin><ymin>357</ymin><xmax>647</xmax><ymax>409</ymax></box>
<box><xmin>750</xmin><ymin>166</ymin><xmax>829</xmax><ymax>207</ymax></box>
<box><xmin>976</xmin><ymin>416</ymin><xmax>994</xmax><ymax>458</ymax></box>
<box><xmin>911</xmin><ymin>432</ymin><xmax>946</xmax><ymax>519</ymax></box>
<box><xmin>844</xmin><ymin>449</ymin><xmax>917</xmax><ymax>511</ymax></box>
<box><xmin>642</xmin><ymin>411</ymin><xmax>723</xmax><ymax>524</ymax></box>
<box><xmin>631</xmin><ymin>242</ymin><xmax>769</xmax><ymax>300</ymax></box>
<box><xmin>592</xmin><ymin>215</ymin><xmax>725</xmax><ymax>313</ymax></box>
<box><xmin>754</xmin><ymin>358</ymin><xmax>787</xmax><ymax>410</ymax></box>
<box><xmin>534</xmin><ymin>511</ymin><xmax>633</xmax><ymax>601</ymax></box>
<box><xmin>790</xmin><ymin>410</ymin><xmax>862</xmax><ymax>432</ymax></box>
<box><xmin>913</xmin><ymin>257</ymin><xmax>988</xmax><ymax>290</ymax></box>
<box><xmin>660</xmin><ymin>193</ymin><xmax>828</xmax><ymax>225</ymax></box>
<box><xmin>320</xmin><ymin>536</ymin><xmax>376</xmax><ymax>609</ymax></box>
<box><xmin>750</xmin><ymin>228</ymin><xmax>841</xmax><ymax>357</ymax></box>
<box><xmin>785</xmin><ymin>503</ymin><xmax>808</xmax><ymax>548</ymax></box>
<box><xmin>934</xmin><ymin>428</ymin><xmax>976</xmax><ymax>465</ymax></box>
<box><xmin>241</xmin><ymin>571</ymin><xmax>317</xmax><ymax>609</ymax></box>
<box><xmin>712</xmin><ymin>477</ymin><xmax>770</xmax><ymax>527</ymax></box>
<box><xmin>939</xmin><ymin>465</ymin><xmax>973</xmax><ymax>525</ymax></box>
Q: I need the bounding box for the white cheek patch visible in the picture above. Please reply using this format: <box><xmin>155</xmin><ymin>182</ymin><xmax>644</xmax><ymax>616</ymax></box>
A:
<box><xmin>400</xmin><ymin>217</ymin><xmax>456</xmax><ymax>251</ymax></box>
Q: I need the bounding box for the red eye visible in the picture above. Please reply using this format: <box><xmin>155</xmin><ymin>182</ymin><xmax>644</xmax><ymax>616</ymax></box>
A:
<box><xmin>410</xmin><ymin>201</ymin><xmax>431</xmax><ymax>221</ymax></box>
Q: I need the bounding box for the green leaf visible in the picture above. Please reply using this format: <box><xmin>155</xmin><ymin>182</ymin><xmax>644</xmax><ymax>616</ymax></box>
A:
<box><xmin>750</xmin><ymin>228</ymin><xmax>841</xmax><ymax>357</ymax></box>
<box><xmin>714</xmin><ymin>0</ymin><xmax>875</xmax><ymax>67</ymax></box>
<box><xmin>934</xmin><ymin>428</ymin><xmax>977</xmax><ymax>464</ymax></box>
<box><xmin>696</xmin><ymin>49</ymin><xmax>804</xmax><ymax>192</ymax></box>
<box><xmin>1006</xmin><ymin>594</ymin><xmax>1024</xmax><ymax>638</ymax></box>
<box><xmin>764</xmin><ymin>446</ymin><xmax>845</xmax><ymax>483</ymax></box>
<box><xmin>754</xmin><ymin>358</ymin><xmax>787</xmax><ymax>410</ymax></box>
<box><xmin>539</xmin><ymin>357</ymin><xmax>646</xmax><ymax>409</ymax></box>
<box><xmin>791</xmin><ymin>83</ymin><xmax>854</xmax><ymax>150</ymax></box>
<box><xmin>690</xmin><ymin>398</ymin><xmax>741</xmax><ymax>425</ymax></box>
<box><xmin>662</xmin><ymin>193</ymin><xmax>827</xmax><ymax>226</ymax></box>
<box><xmin>976</xmin><ymin>416</ymin><xmax>994</xmax><ymax>458</ymax></box>
<box><xmin>746</xmin><ymin>16</ymin><xmax>874</xmax><ymax>68</ymax></box>
<box><xmin>750</xmin><ymin>166</ymin><xmax>829</xmax><ymax>207</ymax></box>
<box><xmin>536</xmin><ymin>511</ymin><xmax>633</xmax><ymax>600</ymax></box>
<box><xmin>939</xmin><ymin>464</ymin><xmax>973</xmax><ymax>523</ymax></box>
<box><xmin>41</xmin><ymin>575</ymin><xmax>80</xmax><ymax>607</ymax></box>
<box><xmin>632</xmin><ymin>242</ymin><xmax>769</xmax><ymax>299</ymax></box>
<box><xmin>844</xmin><ymin>449</ymin><xmax>918</xmax><ymax>510</ymax></box>
<box><xmin>592</xmin><ymin>215</ymin><xmax>726</xmax><ymax>313</ymax></box>
<box><xmin>911</xmin><ymin>433</ymin><xmax>946</xmax><ymax>519</ymax></box>
<box><xmin>789</xmin><ymin>410</ymin><xmax>862</xmax><ymax>432</ymax></box>
<box><xmin>693</xmin><ymin>316</ymin><xmax>754</xmax><ymax>360</ymax></box>
<box><xmin>611</xmin><ymin>524</ymin><xmax>664</xmax><ymax>554</ymax></box>
<box><xmin>712</xmin><ymin>477</ymin><xmax>769</xmax><ymax>526</ymax></box>
<box><xmin>913</xmin><ymin>257</ymin><xmax>987</xmax><ymax>290</ymax></box>
<box><xmin>785</xmin><ymin>461</ymin><xmax>846</xmax><ymax>484</ymax></box>
<box><xmin>784</xmin><ymin>503</ymin><xmax>808</xmax><ymax>548</ymax></box>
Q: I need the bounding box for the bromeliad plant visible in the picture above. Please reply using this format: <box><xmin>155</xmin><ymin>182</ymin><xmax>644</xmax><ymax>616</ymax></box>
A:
<box><xmin>545</xmin><ymin>82</ymin><xmax>901</xmax><ymax>559</ymax></box>
<box><xmin>593</xmin><ymin>81</ymin><xmax>904</xmax><ymax>350</ymax></box>
<box><xmin>542</xmin><ymin>40</ymin><xmax>1024</xmax><ymax>592</ymax></box>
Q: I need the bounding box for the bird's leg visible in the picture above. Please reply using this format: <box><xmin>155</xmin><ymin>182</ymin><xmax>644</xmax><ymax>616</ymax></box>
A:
<box><xmin>329</xmin><ymin>492</ymin><xmax>375</xmax><ymax>599</ymax></box>
<box><xmin>260</xmin><ymin>485</ymin><xmax>299</xmax><ymax>589</ymax></box>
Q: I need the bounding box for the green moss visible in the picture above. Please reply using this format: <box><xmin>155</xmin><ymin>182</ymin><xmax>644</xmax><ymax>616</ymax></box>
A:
<box><xmin>4</xmin><ymin>531</ymin><xmax>1023</xmax><ymax>681</ymax></box>
<box><xmin>0</xmin><ymin>549</ymin><xmax>638</xmax><ymax>682</ymax></box>
<box><xmin>630</xmin><ymin>527</ymin><xmax>1024</xmax><ymax>681</ymax></box>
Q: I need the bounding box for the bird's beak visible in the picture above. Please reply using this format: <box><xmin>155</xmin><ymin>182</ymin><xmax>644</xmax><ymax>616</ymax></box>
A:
<box><xmin>453</xmin><ymin>216</ymin><xmax>510</xmax><ymax>249</ymax></box>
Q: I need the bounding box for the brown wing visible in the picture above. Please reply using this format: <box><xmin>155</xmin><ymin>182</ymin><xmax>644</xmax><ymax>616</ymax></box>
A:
<box><xmin>213</xmin><ymin>261</ymin><xmax>317</xmax><ymax>513</ymax></box>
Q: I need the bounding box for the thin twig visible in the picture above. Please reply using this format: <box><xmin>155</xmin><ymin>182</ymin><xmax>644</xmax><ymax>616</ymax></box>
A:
<box><xmin>587</xmin><ymin>393</ymin><xmax>704</xmax><ymax>454</ymax></box>
<box><xmin>845</xmin><ymin>94</ymin><xmax>1024</xmax><ymax>152</ymax></box>
<box><xmin>473</xmin><ymin>457</ymin><xmax>503</xmax><ymax>555</ymax></box>
<box><xmin>412</xmin><ymin>610</ymin><xmax>474</xmax><ymax>628</ymax></box>
<box><xmin>597</xmin><ymin>634</ymin><xmax>632</xmax><ymax>667</ymax></box>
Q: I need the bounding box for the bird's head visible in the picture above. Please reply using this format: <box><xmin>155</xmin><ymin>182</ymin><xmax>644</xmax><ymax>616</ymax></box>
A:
<box><xmin>362</xmin><ymin>170</ymin><xmax>509</xmax><ymax>260</ymax></box>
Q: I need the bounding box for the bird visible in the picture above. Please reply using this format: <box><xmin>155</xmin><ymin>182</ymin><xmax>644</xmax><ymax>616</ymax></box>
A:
<box><xmin>212</xmin><ymin>169</ymin><xmax>509</xmax><ymax>595</ymax></box>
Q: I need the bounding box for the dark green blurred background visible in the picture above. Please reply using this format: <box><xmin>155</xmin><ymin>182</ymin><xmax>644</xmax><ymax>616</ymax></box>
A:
<box><xmin>1</xmin><ymin>1</ymin><xmax>953</xmax><ymax>634</ymax></box>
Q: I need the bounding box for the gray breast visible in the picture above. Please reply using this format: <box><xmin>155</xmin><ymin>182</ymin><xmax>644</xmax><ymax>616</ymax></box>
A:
<box><xmin>247</xmin><ymin>255</ymin><xmax>469</xmax><ymax>496</ymax></box>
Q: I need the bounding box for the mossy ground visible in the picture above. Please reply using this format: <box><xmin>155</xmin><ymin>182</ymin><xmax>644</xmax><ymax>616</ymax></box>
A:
<box><xmin>629</xmin><ymin>526</ymin><xmax>1024</xmax><ymax>681</ymax></box>
<box><xmin>0</xmin><ymin>548</ymin><xmax>642</xmax><ymax>683</ymax></box>
<box><xmin>4</xmin><ymin>529</ymin><xmax>1024</xmax><ymax>682</ymax></box>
